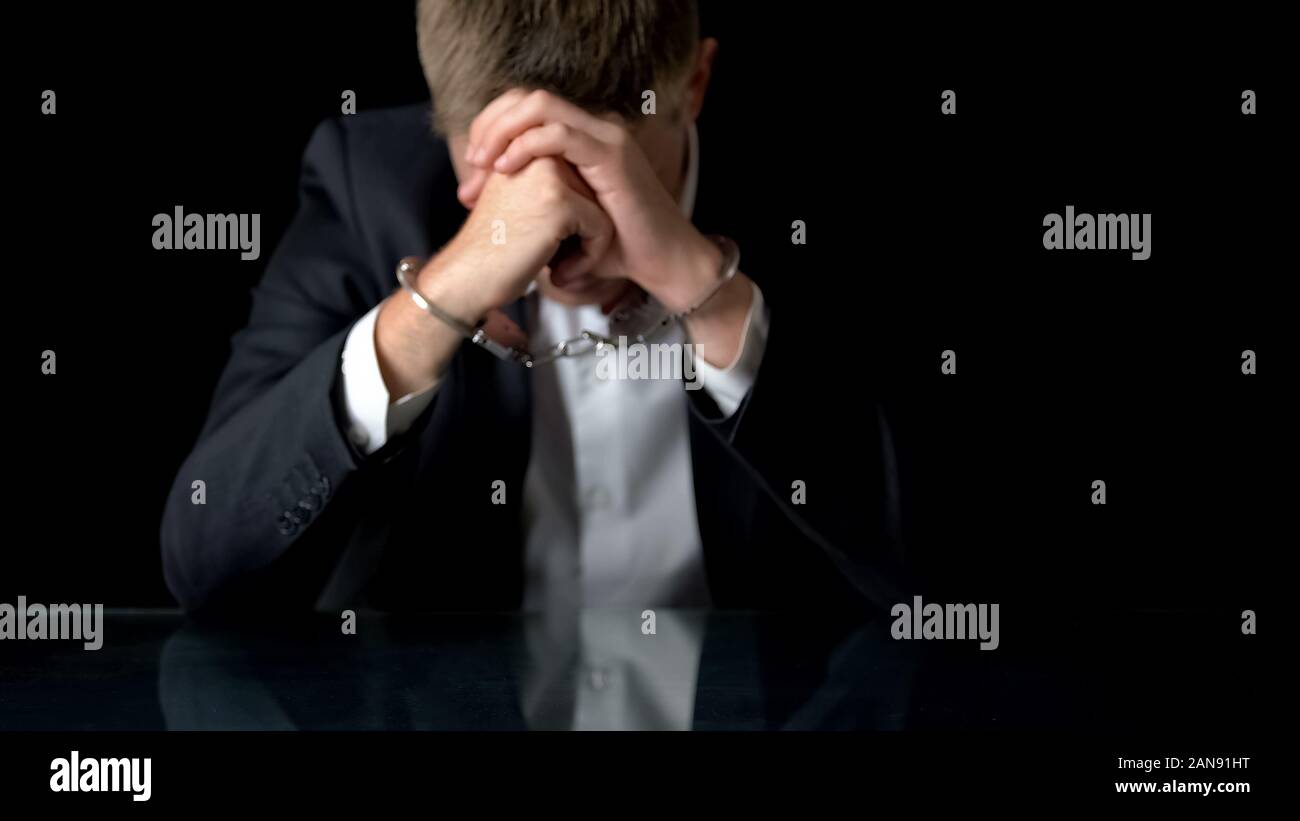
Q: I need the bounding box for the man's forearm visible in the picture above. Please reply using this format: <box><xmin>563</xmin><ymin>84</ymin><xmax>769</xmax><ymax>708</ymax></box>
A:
<box><xmin>373</xmin><ymin>253</ymin><xmax>486</xmax><ymax>399</ymax></box>
<box><xmin>676</xmin><ymin>232</ymin><xmax>755</xmax><ymax>368</ymax></box>
<box><xmin>683</xmin><ymin>270</ymin><xmax>754</xmax><ymax>368</ymax></box>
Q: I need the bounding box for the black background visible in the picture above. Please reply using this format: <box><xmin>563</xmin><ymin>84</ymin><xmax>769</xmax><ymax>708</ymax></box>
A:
<box><xmin>8</xmin><ymin>2</ymin><xmax>1288</xmax><ymax>620</ymax></box>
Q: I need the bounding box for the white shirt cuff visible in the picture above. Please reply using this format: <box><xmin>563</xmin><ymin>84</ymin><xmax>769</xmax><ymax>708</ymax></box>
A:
<box><xmin>339</xmin><ymin>304</ymin><xmax>439</xmax><ymax>455</ymax></box>
<box><xmin>691</xmin><ymin>280</ymin><xmax>769</xmax><ymax>418</ymax></box>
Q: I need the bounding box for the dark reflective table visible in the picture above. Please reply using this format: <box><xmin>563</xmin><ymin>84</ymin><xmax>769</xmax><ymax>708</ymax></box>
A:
<box><xmin>0</xmin><ymin>608</ymin><xmax>1264</xmax><ymax>731</ymax></box>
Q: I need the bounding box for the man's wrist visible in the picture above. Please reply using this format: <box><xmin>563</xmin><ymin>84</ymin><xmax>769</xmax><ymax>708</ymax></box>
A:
<box><xmin>684</xmin><ymin>269</ymin><xmax>752</xmax><ymax>332</ymax></box>
<box><xmin>375</xmin><ymin>257</ymin><xmax>475</xmax><ymax>399</ymax></box>
<box><xmin>658</xmin><ymin>231</ymin><xmax>725</xmax><ymax>315</ymax></box>
<box><xmin>415</xmin><ymin>252</ymin><xmax>493</xmax><ymax>328</ymax></box>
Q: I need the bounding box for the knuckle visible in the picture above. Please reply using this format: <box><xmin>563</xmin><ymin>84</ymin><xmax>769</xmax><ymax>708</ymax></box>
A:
<box><xmin>605</xmin><ymin>129</ymin><xmax>631</xmax><ymax>156</ymax></box>
<box><xmin>526</xmin><ymin>89</ymin><xmax>551</xmax><ymax>112</ymax></box>
<box><xmin>522</xmin><ymin>155</ymin><xmax>549</xmax><ymax>174</ymax></box>
<box><xmin>538</xmin><ymin>178</ymin><xmax>567</xmax><ymax>205</ymax></box>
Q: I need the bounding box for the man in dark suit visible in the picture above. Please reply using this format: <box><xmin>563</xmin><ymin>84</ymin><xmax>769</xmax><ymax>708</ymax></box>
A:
<box><xmin>160</xmin><ymin>0</ymin><xmax>903</xmax><ymax>615</ymax></box>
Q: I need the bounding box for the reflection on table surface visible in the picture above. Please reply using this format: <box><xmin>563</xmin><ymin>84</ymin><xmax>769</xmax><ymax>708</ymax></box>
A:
<box><xmin>0</xmin><ymin>607</ymin><xmax>1263</xmax><ymax>731</ymax></box>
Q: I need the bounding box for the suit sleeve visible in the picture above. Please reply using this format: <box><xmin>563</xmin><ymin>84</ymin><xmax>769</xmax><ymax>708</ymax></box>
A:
<box><xmin>160</xmin><ymin>118</ymin><xmax>407</xmax><ymax>611</ymax></box>
<box><xmin>686</xmin><ymin>303</ymin><xmax>908</xmax><ymax>612</ymax></box>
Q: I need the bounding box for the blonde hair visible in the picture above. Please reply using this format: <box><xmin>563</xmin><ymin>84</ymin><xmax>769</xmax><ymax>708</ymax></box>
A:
<box><xmin>416</xmin><ymin>0</ymin><xmax>699</xmax><ymax>135</ymax></box>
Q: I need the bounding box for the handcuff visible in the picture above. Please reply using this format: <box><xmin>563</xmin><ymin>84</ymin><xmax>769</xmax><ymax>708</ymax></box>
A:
<box><xmin>395</xmin><ymin>234</ymin><xmax>739</xmax><ymax>368</ymax></box>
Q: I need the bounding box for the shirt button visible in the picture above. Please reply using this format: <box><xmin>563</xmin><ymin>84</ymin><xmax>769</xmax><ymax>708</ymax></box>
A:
<box><xmin>586</xmin><ymin>668</ymin><xmax>609</xmax><ymax>691</ymax></box>
<box><xmin>349</xmin><ymin>428</ymin><xmax>370</xmax><ymax>449</ymax></box>
<box><xmin>584</xmin><ymin>487</ymin><xmax>611</xmax><ymax>509</ymax></box>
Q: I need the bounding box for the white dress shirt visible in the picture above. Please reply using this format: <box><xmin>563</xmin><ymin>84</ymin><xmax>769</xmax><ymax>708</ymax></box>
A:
<box><xmin>338</xmin><ymin>123</ymin><xmax>769</xmax><ymax>611</ymax></box>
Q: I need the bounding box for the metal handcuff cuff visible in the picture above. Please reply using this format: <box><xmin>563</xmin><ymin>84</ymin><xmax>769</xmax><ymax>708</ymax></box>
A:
<box><xmin>394</xmin><ymin>235</ymin><xmax>739</xmax><ymax>368</ymax></box>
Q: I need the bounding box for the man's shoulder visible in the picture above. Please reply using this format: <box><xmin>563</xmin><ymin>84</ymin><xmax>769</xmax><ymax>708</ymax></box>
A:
<box><xmin>309</xmin><ymin>102</ymin><xmax>444</xmax><ymax>180</ymax></box>
<box><xmin>331</xmin><ymin>102</ymin><xmax>439</xmax><ymax>150</ymax></box>
<box><xmin>301</xmin><ymin>103</ymin><xmax>458</xmax><ymax>260</ymax></box>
